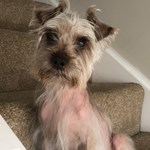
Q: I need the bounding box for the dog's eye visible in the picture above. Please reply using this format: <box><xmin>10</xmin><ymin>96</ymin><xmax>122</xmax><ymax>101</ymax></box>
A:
<box><xmin>46</xmin><ymin>32</ymin><xmax>58</xmax><ymax>44</ymax></box>
<box><xmin>76</xmin><ymin>37</ymin><xmax>88</xmax><ymax>48</ymax></box>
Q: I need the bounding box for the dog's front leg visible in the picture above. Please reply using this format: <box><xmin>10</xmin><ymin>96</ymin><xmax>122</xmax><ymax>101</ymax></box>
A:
<box><xmin>85</xmin><ymin>108</ymin><xmax>112</xmax><ymax>150</ymax></box>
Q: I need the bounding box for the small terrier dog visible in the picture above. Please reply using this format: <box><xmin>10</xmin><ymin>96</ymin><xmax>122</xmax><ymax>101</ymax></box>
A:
<box><xmin>30</xmin><ymin>0</ymin><xmax>136</xmax><ymax>150</ymax></box>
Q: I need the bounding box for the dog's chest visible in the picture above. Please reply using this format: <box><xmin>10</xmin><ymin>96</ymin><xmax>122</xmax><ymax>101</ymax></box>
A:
<box><xmin>40</xmin><ymin>88</ymin><xmax>112</xmax><ymax>150</ymax></box>
<box><xmin>41</xmin><ymin>89</ymin><xmax>91</xmax><ymax>140</ymax></box>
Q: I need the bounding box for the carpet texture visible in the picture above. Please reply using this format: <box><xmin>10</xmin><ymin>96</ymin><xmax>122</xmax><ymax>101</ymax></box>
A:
<box><xmin>133</xmin><ymin>132</ymin><xmax>150</xmax><ymax>150</ymax></box>
<box><xmin>88</xmin><ymin>83</ymin><xmax>144</xmax><ymax>136</ymax></box>
<box><xmin>0</xmin><ymin>0</ymin><xmax>34</xmax><ymax>31</ymax></box>
<box><xmin>0</xmin><ymin>29</ymin><xmax>37</xmax><ymax>92</ymax></box>
<box><xmin>0</xmin><ymin>100</ymin><xmax>34</xmax><ymax>150</ymax></box>
<box><xmin>0</xmin><ymin>0</ymin><xmax>52</xmax><ymax>31</ymax></box>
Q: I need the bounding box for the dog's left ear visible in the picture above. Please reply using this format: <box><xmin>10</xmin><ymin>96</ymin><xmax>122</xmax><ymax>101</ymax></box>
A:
<box><xmin>86</xmin><ymin>6</ymin><xmax>117</xmax><ymax>41</ymax></box>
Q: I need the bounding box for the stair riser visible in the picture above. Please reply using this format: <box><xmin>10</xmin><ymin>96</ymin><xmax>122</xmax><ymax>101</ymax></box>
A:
<box><xmin>0</xmin><ymin>29</ymin><xmax>37</xmax><ymax>92</ymax></box>
<box><xmin>0</xmin><ymin>0</ymin><xmax>34</xmax><ymax>31</ymax></box>
<box><xmin>89</xmin><ymin>83</ymin><xmax>144</xmax><ymax>136</ymax></box>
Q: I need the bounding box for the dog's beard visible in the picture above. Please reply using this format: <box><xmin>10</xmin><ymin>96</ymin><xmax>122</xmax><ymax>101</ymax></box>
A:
<box><xmin>38</xmin><ymin>62</ymin><xmax>84</xmax><ymax>88</ymax></box>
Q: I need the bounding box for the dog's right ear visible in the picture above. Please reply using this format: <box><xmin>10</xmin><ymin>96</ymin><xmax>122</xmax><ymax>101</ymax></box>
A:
<box><xmin>30</xmin><ymin>0</ymin><xmax>70</xmax><ymax>26</ymax></box>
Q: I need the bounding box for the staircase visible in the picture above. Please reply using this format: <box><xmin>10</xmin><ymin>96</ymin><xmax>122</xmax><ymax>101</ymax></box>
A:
<box><xmin>0</xmin><ymin>0</ymin><xmax>150</xmax><ymax>150</ymax></box>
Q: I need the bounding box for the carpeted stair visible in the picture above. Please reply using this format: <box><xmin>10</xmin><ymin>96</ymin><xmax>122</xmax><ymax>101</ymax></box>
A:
<box><xmin>0</xmin><ymin>0</ymin><xmax>34</xmax><ymax>31</ymax></box>
<box><xmin>0</xmin><ymin>0</ymin><xmax>150</xmax><ymax>150</ymax></box>
<box><xmin>0</xmin><ymin>29</ymin><xmax>37</xmax><ymax>92</ymax></box>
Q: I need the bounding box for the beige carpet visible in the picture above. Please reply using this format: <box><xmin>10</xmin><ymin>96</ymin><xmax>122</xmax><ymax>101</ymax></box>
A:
<box><xmin>133</xmin><ymin>132</ymin><xmax>150</xmax><ymax>150</ymax></box>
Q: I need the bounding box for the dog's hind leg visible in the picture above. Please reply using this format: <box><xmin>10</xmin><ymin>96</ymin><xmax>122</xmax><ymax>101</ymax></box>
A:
<box><xmin>112</xmin><ymin>134</ymin><xmax>136</xmax><ymax>150</ymax></box>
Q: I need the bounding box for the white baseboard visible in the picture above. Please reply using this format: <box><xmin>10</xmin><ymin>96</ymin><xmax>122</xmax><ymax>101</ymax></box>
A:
<box><xmin>92</xmin><ymin>48</ymin><xmax>150</xmax><ymax>132</ymax></box>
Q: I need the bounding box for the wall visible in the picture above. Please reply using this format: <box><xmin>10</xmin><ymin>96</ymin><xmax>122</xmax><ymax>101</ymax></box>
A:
<box><xmin>92</xmin><ymin>0</ymin><xmax>150</xmax><ymax>80</ymax></box>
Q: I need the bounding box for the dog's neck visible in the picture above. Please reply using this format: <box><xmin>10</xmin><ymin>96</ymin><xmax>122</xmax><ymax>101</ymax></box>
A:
<box><xmin>45</xmin><ymin>84</ymin><xmax>88</xmax><ymax>103</ymax></box>
<box><xmin>45</xmin><ymin>82</ymin><xmax>87</xmax><ymax>94</ymax></box>
<box><xmin>41</xmin><ymin>84</ymin><xmax>90</xmax><ymax>122</ymax></box>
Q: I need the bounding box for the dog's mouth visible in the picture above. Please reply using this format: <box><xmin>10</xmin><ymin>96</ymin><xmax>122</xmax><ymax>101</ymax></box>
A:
<box><xmin>40</xmin><ymin>68</ymin><xmax>78</xmax><ymax>87</ymax></box>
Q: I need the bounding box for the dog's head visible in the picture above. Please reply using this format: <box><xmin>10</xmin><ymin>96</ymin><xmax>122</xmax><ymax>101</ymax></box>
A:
<box><xmin>30</xmin><ymin>0</ymin><xmax>117</xmax><ymax>88</ymax></box>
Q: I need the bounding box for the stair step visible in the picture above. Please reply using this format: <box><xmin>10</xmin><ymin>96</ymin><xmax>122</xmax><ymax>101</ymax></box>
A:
<box><xmin>0</xmin><ymin>0</ymin><xmax>34</xmax><ymax>31</ymax></box>
<box><xmin>0</xmin><ymin>83</ymin><xmax>144</xmax><ymax>150</ymax></box>
<box><xmin>88</xmin><ymin>83</ymin><xmax>144</xmax><ymax>136</ymax></box>
<box><xmin>0</xmin><ymin>29</ymin><xmax>37</xmax><ymax>92</ymax></box>
<box><xmin>0</xmin><ymin>91</ymin><xmax>34</xmax><ymax>150</ymax></box>
<box><xmin>133</xmin><ymin>132</ymin><xmax>150</xmax><ymax>150</ymax></box>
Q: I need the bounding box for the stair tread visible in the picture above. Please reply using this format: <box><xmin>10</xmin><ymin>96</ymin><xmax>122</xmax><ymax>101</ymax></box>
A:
<box><xmin>89</xmin><ymin>83</ymin><xmax>144</xmax><ymax>136</ymax></box>
<box><xmin>0</xmin><ymin>0</ymin><xmax>35</xmax><ymax>31</ymax></box>
<box><xmin>0</xmin><ymin>29</ymin><xmax>37</xmax><ymax>92</ymax></box>
<box><xmin>0</xmin><ymin>83</ymin><xmax>144</xmax><ymax>150</ymax></box>
<box><xmin>133</xmin><ymin>132</ymin><xmax>150</xmax><ymax>150</ymax></box>
<box><xmin>0</xmin><ymin>92</ymin><xmax>34</xmax><ymax>150</ymax></box>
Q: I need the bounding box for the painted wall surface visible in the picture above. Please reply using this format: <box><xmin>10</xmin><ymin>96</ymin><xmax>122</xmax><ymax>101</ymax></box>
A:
<box><xmin>91</xmin><ymin>0</ymin><xmax>150</xmax><ymax>80</ymax></box>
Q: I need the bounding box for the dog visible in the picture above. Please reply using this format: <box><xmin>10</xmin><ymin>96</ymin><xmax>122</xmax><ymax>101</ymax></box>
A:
<box><xmin>30</xmin><ymin>0</ymin><xmax>136</xmax><ymax>150</ymax></box>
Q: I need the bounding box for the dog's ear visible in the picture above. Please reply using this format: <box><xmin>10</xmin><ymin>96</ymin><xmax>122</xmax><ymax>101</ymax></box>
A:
<box><xmin>86</xmin><ymin>5</ymin><xmax>117</xmax><ymax>41</ymax></box>
<box><xmin>30</xmin><ymin>0</ymin><xmax>70</xmax><ymax>26</ymax></box>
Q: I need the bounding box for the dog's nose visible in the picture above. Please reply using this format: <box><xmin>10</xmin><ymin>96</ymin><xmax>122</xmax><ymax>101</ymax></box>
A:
<box><xmin>51</xmin><ymin>51</ymin><xmax>70</xmax><ymax>70</ymax></box>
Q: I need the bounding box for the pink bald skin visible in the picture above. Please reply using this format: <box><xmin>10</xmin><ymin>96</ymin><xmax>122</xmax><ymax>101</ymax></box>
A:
<box><xmin>39</xmin><ymin>88</ymin><xmax>135</xmax><ymax>150</ymax></box>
